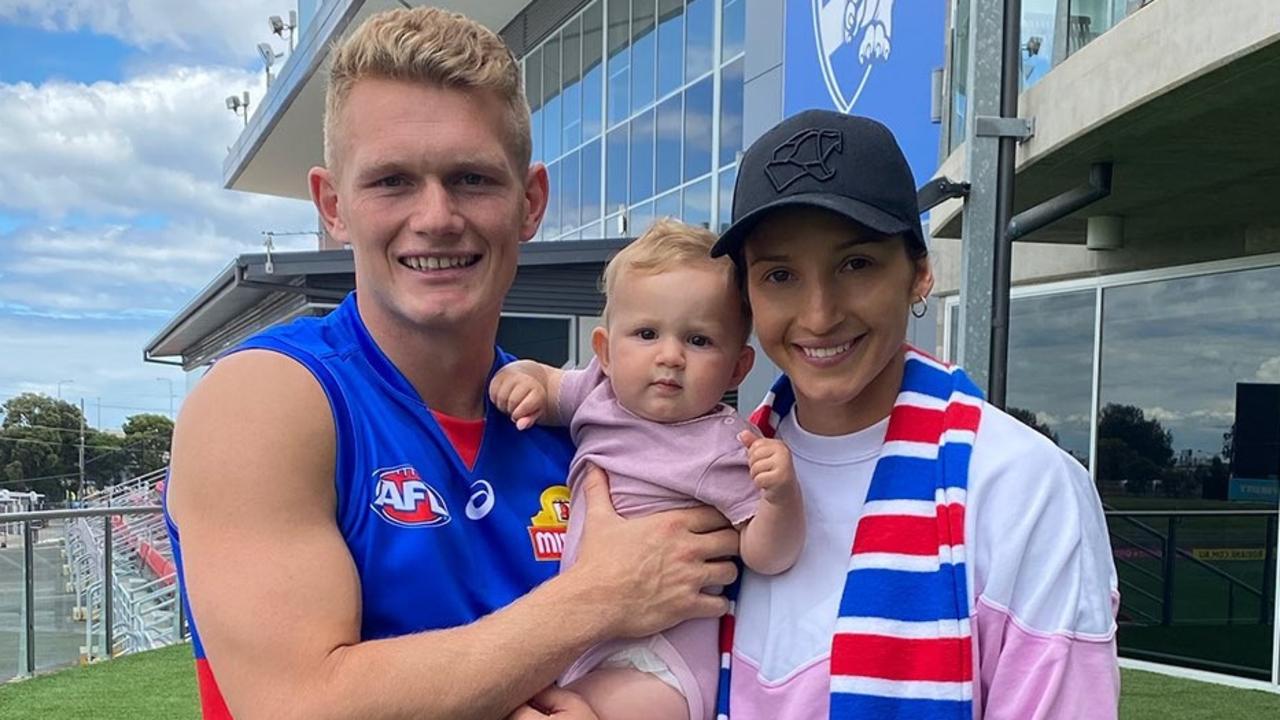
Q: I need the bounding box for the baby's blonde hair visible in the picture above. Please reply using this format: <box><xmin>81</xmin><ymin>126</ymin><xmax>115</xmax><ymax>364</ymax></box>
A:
<box><xmin>324</xmin><ymin>7</ymin><xmax>531</xmax><ymax>171</ymax></box>
<box><xmin>602</xmin><ymin>218</ymin><xmax>752</xmax><ymax>341</ymax></box>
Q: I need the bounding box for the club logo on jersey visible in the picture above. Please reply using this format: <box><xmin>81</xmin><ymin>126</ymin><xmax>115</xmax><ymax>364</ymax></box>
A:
<box><xmin>528</xmin><ymin>485</ymin><xmax>570</xmax><ymax>562</ymax></box>
<box><xmin>371</xmin><ymin>465</ymin><xmax>450</xmax><ymax>528</ymax></box>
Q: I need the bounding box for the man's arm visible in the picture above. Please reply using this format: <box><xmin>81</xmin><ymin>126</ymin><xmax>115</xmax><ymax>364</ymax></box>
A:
<box><xmin>170</xmin><ymin>350</ymin><xmax>739</xmax><ymax>720</ymax></box>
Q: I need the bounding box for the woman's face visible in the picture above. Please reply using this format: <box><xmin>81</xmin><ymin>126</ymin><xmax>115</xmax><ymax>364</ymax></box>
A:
<box><xmin>743</xmin><ymin>207</ymin><xmax>932</xmax><ymax>434</ymax></box>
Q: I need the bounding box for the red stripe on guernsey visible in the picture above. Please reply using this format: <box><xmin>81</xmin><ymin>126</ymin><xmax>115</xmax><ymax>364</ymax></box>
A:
<box><xmin>944</xmin><ymin>402</ymin><xmax>982</xmax><ymax>433</ymax></box>
<box><xmin>884</xmin><ymin>406</ymin><xmax>943</xmax><ymax>444</ymax></box>
<box><xmin>195</xmin><ymin>658</ymin><xmax>235</xmax><ymax>720</ymax></box>
<box><xmin>852</xmin><ymin>515</ymin><xmax>945</xmax><ymax>556</ymax></box>
<box><xmin>830</xmin><ymin>634</ymin><xmax>973</xmax><ymax>682</ymax></box>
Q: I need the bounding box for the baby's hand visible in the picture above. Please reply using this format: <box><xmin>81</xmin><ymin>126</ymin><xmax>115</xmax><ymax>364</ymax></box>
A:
<box><xmin>738</xmin><ymin>431</ymin><xmax>798</xmax><ymax>505</ymax></box>
<box><xmin>489</xmin><ymin>368</ymin><xmax>548</xmax><ymax>430</ymax></box>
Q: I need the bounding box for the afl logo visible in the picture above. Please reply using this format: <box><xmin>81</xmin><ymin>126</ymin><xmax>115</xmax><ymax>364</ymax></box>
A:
<box><xmin>371</xmin><ymin>465</ymin><xmax>450</xmax><ymax>528</ymax></box>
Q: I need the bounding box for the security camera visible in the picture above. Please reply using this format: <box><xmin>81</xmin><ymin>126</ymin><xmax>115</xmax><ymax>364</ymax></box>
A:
<box><xmin>268</xmin><ymin>15</ymin><xmax>285</xmax><ymax>34</ymax></box>
<box><xmin>225</xmin><ymin>95</ymin><xmax>240</xmax><ymax>110</ymax></box>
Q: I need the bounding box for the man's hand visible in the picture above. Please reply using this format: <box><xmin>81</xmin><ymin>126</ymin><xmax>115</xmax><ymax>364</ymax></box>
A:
<box><xmin>490</xmin><ymin>366</ymin><xmax>549</xmax><ymax>430</ymax></box>
<box><xmin>507</xmin><ymin>687</ymin><xmax>599</xmax><ymax>719</ymax></box>
<box><xmin>739</xmin><ymin>431</ymin><xmax>799</xmax><ymax>505</ymax></box>
<box><xmin>565</xmin><ymin>467</ymin><xmax>740</xmax><ymax>640</ymax></box>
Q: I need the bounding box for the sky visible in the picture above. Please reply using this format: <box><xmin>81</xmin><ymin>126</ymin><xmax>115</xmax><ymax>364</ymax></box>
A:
<box><xmin>0</xmin><ymin>1</ymin><xmax>318</xmax><ymax>430</ymax></box>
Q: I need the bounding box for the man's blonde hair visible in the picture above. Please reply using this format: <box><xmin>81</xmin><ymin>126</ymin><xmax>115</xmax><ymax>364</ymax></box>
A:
<box><xmin>601</xmin><ymin>218</ymin><xmax>752</xmax><ymax>341</ymax></box>
<box><xmin>324</xmin><ymin>7</ymin><xmax>531</xmax><ymax>170</ymax></box>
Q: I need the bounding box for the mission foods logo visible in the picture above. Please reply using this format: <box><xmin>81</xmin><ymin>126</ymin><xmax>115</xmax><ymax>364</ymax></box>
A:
<box><xmin>371</xmin><ymin>465</ymin><xmax>451</xmax><ymax>528</ymax></box>
<box><xmin>528</xmin><ymin>485</ymin><xmax>570</xmax><ymax>561</ymax></box>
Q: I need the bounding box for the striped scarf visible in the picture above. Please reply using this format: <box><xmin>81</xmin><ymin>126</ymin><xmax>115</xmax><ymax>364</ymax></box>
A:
<box><xmin>715</xmin><ymin>346</ymin><xmax>983</xmax><ymax>719</ymax></box>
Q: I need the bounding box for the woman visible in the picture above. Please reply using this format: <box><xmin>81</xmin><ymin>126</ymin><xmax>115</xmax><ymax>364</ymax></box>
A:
<box><xmin>709</xmin><ymin>110</ymin><xmax>1119</xmax><ymax>720</ymax></box>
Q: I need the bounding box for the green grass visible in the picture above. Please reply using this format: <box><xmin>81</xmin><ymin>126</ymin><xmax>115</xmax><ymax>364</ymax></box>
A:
<box><xmin>2</xmin><ymin>644</ymin><xmax>1280</xmax><ymax>719</ymax></box>
<box><xmin>0</xmin><ymin>644</ymin><xmax>198</xmax><ymax>720</ymax></box>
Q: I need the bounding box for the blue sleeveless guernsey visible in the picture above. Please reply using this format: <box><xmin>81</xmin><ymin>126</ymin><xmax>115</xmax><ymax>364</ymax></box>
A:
<box><xmin>164</xmin><ymin>294</ymin><xmax>576</xmax><ymax>718</ymax></box>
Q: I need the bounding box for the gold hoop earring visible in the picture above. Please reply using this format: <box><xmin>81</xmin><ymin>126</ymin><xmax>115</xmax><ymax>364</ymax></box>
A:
<box><xmin>910</xmin><ymin>296</ymin><xmax>928</xmax><ymax>319</ymax></box>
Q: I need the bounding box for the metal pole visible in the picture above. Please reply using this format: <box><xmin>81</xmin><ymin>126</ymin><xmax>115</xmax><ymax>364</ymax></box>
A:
<box><xmin>79</xmin><ymin>398</ymin><xmax>86</xmax><ymax>500</ymax></box>
<box><xmin>1263</xmin><ymin>514</ymin><xmax>1276</xmax><ymax>626</ymax></box>
<box><xmin>988</xmin><ymin>0</ymin><xmax>1022</xmax><ymax>408</ymax></box>
<box><xmin>958</xmin><ymin>0</ymin><xmax>1007</xmax><ymax>392</ymax></box>
<box><xmin>104</xmin><ymin>515</ymin><xmax>114</xmax><ymax>659</ymax></box>
<box><xmin>23</xmin><ymin>520</ymin><xmax>36</xmax><ymax>675</ymax></box>
<box><xmin>1162</xmin><ymin>516</ymin><xmax>1178</xmax><ymax>626</ymax></box>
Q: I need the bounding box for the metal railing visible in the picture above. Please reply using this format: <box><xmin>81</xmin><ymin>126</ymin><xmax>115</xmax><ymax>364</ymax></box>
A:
<box><xmin>1106</xmin><ymin>508</ymin><xmax>1278</xmax><ymax>628</ymax></box>
<box><xmin>2</xmin><ymin>469</ymin><xmax>186</xmax><ymax>680</ymax></box>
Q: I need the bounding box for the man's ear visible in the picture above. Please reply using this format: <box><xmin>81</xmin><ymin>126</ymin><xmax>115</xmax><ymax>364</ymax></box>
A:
<box><xmin>519</xmin><ymin>163</ymin><xmax>550</xmax><ymax>243</ymax></box>
<box><xmin>728</xmin><ymin>344</ymin><xmax>755</xmax><ymax>389</ymax></box>
<box><xmin>309</xmin><ymin>166</ymin><xmax>347</xmax><ymax>244</ymax></box>
<box><xmin>591</xmin><ymin>325</ymin><xmax>611</xmax><ymax>376</ymax></box>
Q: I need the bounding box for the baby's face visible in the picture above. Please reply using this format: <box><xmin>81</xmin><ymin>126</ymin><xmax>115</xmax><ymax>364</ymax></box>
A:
<box><xmin>597</xmin><ymin>264</ymin><xmax>752</xmax><ymax>423</ymax></box>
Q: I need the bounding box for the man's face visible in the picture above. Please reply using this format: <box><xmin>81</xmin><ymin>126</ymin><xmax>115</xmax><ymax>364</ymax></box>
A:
<box><xmin>311</xmin><ymin>77</ymin><xmax>545</xmax><ymax>334</ymax></box>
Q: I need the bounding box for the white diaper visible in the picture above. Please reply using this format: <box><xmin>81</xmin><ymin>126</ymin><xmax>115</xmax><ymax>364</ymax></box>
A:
<box><xmin>598</xmin><ymin>643</ymin><xmax>682</xmax><ymax>692</ymax></box>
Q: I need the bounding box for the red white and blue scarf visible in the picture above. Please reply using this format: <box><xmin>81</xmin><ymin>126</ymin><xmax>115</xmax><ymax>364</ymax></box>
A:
<box><xmin>715</xmin><ymin>346</ymin><xmax>983</xmax><ymax>719</ymax></box>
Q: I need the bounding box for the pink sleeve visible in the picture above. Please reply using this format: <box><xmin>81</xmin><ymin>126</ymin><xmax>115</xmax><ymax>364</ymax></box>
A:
<box><xmin>694</xmin><ymin>447</ymin><xmax>759</xmax><ymax>525</ymax></box>
<box><xmin>556</xmin><ymin>357</ymin><xmax>606</xmax><ymax>420</ymax></box>
<box><xmin>973</xmin><ymin>594</ymin><xmax>1120</xmax><ymax>720</ymax></box>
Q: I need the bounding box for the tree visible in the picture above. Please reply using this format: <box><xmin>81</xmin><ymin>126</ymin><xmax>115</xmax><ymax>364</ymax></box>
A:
<box><xmin>1097</xmin><ymin>403</ymin><xmax>1175</xmax><ymax>496</ymax></box>
<box><xmin>122</xmin><ymin>413</ymin><xmax>175</xmax><ymax>475</ymax></box>
<box><xmin>1007</xmin><ymin>406</ymin><xmax>1060</xmax><ymax>445</ymax></box>
<box><xmin>0</xmin><ymin>393</ymin><xmax>84</xmax><ymax>500</ymax></box>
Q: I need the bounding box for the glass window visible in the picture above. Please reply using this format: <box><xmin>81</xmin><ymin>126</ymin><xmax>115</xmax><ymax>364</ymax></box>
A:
<box><xmin>947</xmin><ymin>301</ymin><xmax>959</xmax><ymax>362</ymax></box>
<box><xmin>582</xmin><ymin>1</ymin><xmax>604</xmax><ymax>140</ymax></box>
<box><xmin>722</xmin><ymin>0</ymin><xmax>745</xmax><ymax>59</ymax></box>
<box><xmin>582</xmin><ymin>220</ymin><xmax>603</xmax><ymax>239</ymax></box>
<box><xmin>717</xmin><ymin>165</ymin><xmax>737</xmax><ymax>232</ymax></box>
<box><xmin>629</xmin><ymin>109</ymin><xmax>655</xmax><ymax>205</ymax></box>
<box><xmin>655</xmin><ymin>189</ymin><xmax>681</xmax><ymax>220</ymax></box>
<box><xmin>562</xmin><ymin>18</ymin><xmax>583</xmax><ymax>151</ymax></box>
<box><xmin>498</xmin><ymin>316</ymin><xmax>571</xmax><ymax>367</ymax></box>
<box><xmin>682</xmin><ymin>176</ymin><xmax>712</xmax><ymax>229</ymax></box>
<box><xmin>543</xmin><ymin>160</ymin><xmax>561</xmax><ymax>238</ymax></box>
<box><xmin>543</xmin><ymin>36</ymin><xmax>562</xmax><ymax>160</ymax></box>
<box><xmin>608</xmin><ymin>0</ymin><xmax>631</xmax><ymax>125</ymax></box>
<box><xmin>949</xmin><ymin>0</ymin><xmax>970</xmax><ymax>152</ymax></box>
<box><xmin>683</xmin><ymin>76</ymin><xmax>713</xmax><ymax>182</ymax></box>
<box><xmin>657</xmin><ymin>0</ymin><xmax>685</xmax><ymax>98</ymax></box>
<box><xmin>719</xmin><ymin>57</ymin><xmax>744</xmax><ymax>168</ymax></box>
<box><xmin>631</xmin><ymin>0</ymin><xmax>657</xmax><ymax>112</ymax></box>
<box><xmin>655</xmin><ymin>94</ymin><xmax>682</xmax><ymax>195</ymax></box>
<box><xmin>1021</xmin><ymin>0</ymin><xmax>1057</xmax><ymax>90</ymax></box>
<box><xmin>685</xmin><ymin>0</ymin><xmax>714</xmax><ymax>81</ymax></box>
<box><xmin>526</xmin><ymin>50</ymin><xmax>543</xmax><ymax>163</ymax></box>
<box><xmin>581</xmin><ymin>138</ymin><xmax>603</xmax><ymax>230</ymax></box>
<box><xmin>629</xmin><ymin>200</ymin><xmax>655</xmax><ymax>236</ymax></box>
<box><xmin>606</xmin><ymin>212</ymin><xmax>625</xmax><ymax>238</ymax></box>
<box><xmin>1006</xmin><ymin>291</ymin><xmax>1096</xmax><ymax>467</ymax></box>
<box><xmin>606</xmin><ymin>125</ymin><xmax>629</xmax><ymax>214</ymax></box>
<box><xmin>561</xmin><ymin>149</ymin><xmax>581</xmax><ymax>234</ymax></box>
<box><xmin>1097</xmin><ymin>265</ymin><xmax>1280</xmax><ymax>680</ymax></box>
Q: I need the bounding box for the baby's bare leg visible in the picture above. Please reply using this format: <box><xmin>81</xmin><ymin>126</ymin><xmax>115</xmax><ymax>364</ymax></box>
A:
<box><xmin>564</xmin><ymin>667</ymin><xmax>690</xmax><ymax>720</ymax></box>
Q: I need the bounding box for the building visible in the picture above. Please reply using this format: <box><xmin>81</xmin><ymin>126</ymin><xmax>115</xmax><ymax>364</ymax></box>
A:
<box><xmin>145</xmin><ymin>0</ymin><xmax>1279</xmax><ymax>691</ymax></box>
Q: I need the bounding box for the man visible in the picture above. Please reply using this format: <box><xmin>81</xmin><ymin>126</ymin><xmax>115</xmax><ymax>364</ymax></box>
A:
<box><xmin>1022</xmin><ymin>36</ymin><xmax>1050</xmax><ymax>89</ymax></box>
<box><xmin>166</xmin><ymin>8</ymin><xmax>738</xmax><ymax>719</ymax></box>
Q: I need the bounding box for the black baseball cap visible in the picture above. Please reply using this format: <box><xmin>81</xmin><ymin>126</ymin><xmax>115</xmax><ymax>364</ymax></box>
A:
<box><xmin>710</xmin><ymin>109</ymin><xmax>926</xmax><ymax>261</ymax></box>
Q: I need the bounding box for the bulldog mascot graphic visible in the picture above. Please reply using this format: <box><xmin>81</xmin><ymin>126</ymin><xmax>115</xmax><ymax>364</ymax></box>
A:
<box><xmin>814</xmin><ymin>0</ymin><xmax>895</xmax><ymax>113</ymax></box>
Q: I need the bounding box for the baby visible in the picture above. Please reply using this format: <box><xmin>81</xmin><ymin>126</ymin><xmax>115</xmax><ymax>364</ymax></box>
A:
<box><xmin>490</xmin><ymin>219</ymin><xmax>805</xmax><ymax>720</ymax></box>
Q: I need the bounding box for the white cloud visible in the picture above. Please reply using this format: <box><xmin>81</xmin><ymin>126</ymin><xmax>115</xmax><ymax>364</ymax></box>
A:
<box><xmin>0</xmin><ymin>64</ymin><xmax>316</xmax><ymax>316</ymax></box>
<box><xmin>0</xmin><ymin>0</ymin><xmax>293</xmax><ymax>64</ymax></box>
<box><xmin>1257</xmin><ymin>355</ymin><xmax>1280</xmax><ymax>383</ymax></box>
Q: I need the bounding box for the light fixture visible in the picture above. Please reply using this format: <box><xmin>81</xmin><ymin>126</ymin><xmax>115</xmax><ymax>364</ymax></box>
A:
<box><xmin>268</xmin><ymin>10</ymin><xmax>298</xmax><ymax>52</ymax></box>
<box><xmin>225</xmin><ymin>91</ymin><xmax>251</xmax><ymax>127</ymax></box>
<box><xmin>258</xmin><ymin>42</ymin><xmax>283</xmax><ymax>87</ymax></box>
<box><xmin>1087</xmin><ymin>215</ymin><xmax>1124</xmax><ymax>251</ymax></box>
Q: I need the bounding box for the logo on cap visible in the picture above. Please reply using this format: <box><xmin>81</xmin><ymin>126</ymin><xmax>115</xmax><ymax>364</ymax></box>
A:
<box><xmin>765</xmin><ymin>128</ymin><xmax>843</xmax><ymax>191</ymax></box>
